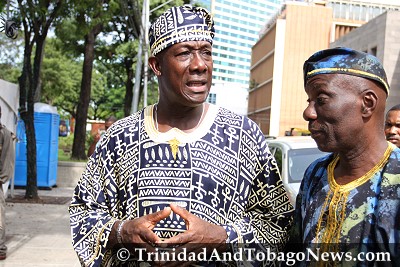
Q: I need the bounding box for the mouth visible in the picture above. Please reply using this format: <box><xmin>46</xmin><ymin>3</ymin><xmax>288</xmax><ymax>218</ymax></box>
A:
<box><xmin>186</xmin><ymin>80</ymin><xmax>207</xmax><ymax>87</ymax></box>
<box><xmin>309</xmin><ymin>128</ymin><xmax>324</xmax><ymax>139</ymax></box>
<box><xmin>387</xmin><ymin>137</ymin><xmax>399</xmax><ymax>143</ymax></box>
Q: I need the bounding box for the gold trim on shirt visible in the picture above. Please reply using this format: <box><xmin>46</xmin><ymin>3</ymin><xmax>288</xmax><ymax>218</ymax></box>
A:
<box><xmin>315</xmin><ymin>143</ymin><xmax>395</xmax><ymax>255</ymax></box>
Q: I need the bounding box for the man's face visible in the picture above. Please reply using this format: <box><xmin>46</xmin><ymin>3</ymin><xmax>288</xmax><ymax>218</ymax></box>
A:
<box><xmin>385</xmin><ymin>110</ymin><xmax>400</xmax><ymax>147</ymax></box>
<box><xmin>156</xmin><ymin>40</ymin><xmax>213</xmax><ymax>106</ymax></box>
<box><xmin>303</xmin><ymin>74</ymin><xmax>363</xmax><ymax>152</ymax></box>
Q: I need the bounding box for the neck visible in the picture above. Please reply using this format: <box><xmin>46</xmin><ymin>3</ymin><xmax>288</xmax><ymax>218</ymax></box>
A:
<box><xmin>334</xmin><ymin>139</ymin><xmax>390</xmax><ymax>184</ymax></box>
<box><xmin>155</xmin><ymin>103</ymin><xmax>206</xmax><ymax>132</ymax></box>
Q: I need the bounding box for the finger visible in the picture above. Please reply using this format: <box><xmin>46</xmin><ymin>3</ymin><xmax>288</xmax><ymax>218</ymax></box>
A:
<box><xmin>148</xmin><ymin>207</ymin><xmax>172</xmax><ymax>224</ymax></box>
<box><xmin>140</xmin><ymin>229</ymin><xmax>162</xmax><ymax>246</ymax></box>
<box><xmin>158</xmin><ymin>232</ymin><xmax>187</xmax><ymax>248</ymax></box>
<box><xmin>169</xmin><ymin>204</ymin><xmax>191</xmax><ymax>221</ymax></box>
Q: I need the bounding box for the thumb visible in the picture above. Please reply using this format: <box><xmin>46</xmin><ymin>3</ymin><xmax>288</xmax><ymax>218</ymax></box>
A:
<box><xmin>148</xmin><ymin>206</ymin><xmax>171</xmax><ymax>224</ymax></box>
<box><xmin>169</xmin><ymin>203</ymin><xmax>191</xmax><ymax>221</ymax></box>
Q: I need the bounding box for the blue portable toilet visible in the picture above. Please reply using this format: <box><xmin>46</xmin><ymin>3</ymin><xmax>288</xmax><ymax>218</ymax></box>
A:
<box><xmin>14</xmin><ymin>103</ymin><xmax>60</xmax><ymax>188</ymax></box>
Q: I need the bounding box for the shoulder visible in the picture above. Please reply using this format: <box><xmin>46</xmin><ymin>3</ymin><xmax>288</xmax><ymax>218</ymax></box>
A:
<box><xmin>302</xmin><ymin>153</ymin><xmax>333</xmax><ymax>185</ymax></box>
<box><xmin>107</xmin><ymin>109</ymin><xmax>143</xmax><ymax>133</ymax></box>
<box><xmin>389</xmin><ymin>146</ymin><xmax>400</xmax><ymax>158</ymax></box>
<box><xmin>385</xmin><ymin>146</ymin><xmax>400</xmax><ymax>174</ymax></box>
<box><xmin>214</xmin><ymin>106</ymin><xmax>243</xmax><ymax>120</ymax></box>
<box><xmin>215</xmin><ymin>106</ymin><xmax>261</xmax><ymax>131</ymax></box>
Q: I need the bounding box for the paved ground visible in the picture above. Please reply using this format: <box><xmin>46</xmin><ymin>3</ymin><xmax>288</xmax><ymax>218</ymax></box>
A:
<box><xmin>0</xmin><ymin>187</ymin><xmax>81</xmax><ymax>267</ymax></box>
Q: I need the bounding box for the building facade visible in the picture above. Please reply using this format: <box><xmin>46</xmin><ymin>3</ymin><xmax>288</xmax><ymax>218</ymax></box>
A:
<box><xmin>331</xmin><ymin>10</ymin><xmax>400</xmax><ymax>112</ymax></box>
<box><xmin>248</xmin><ymin>0</ymin><xmax>400</xmax><ymax>136</ymax></box>
<box><xmin>192</xmin><ymin>0</ymin><xmax>283</xmax><ymax>115</ymax></box>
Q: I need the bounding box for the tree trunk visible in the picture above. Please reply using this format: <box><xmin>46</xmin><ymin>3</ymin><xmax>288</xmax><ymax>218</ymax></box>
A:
<box><xmin>123</xmin><ymin>57</ymin><xmax>134</xmax><ymax>117</ymax></box>
<box><xmin>16</xmin><ymin>0</ymin><xmax>63</xmax><ymax>200</ymax></box>
<box><xmin>33</xmin><ymin>38</ymin><xmax>46</xmax><ymax>103</ymax></box>
<box><xmin>21</xmin><ymin>105</ymin><xmax>37</xmax><ymax>199</ymax></box>
<box><xmin>71</xmin><ymin>24</ymin><xmax>102</xmax><ymax>160</ymax></box>
<box><xmin>18</xmin><ymin>40</ymin><xmax>39</xmax><ymax>200</ymax></box>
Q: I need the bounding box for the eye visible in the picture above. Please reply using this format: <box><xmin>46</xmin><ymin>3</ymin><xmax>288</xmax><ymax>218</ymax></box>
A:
<box><xmin>179</xmin><ymin>51</ymin><xmax>190</xmax><ymax>56</ymax></box>
<box><xmin>316</xmin><ymin>96</ymin><xmax>328</xmax><ymax>105</ymax></box>
<box><xmin>202</xmin><ymin>49</ymin><xmax>212</xmax><ymax>56</ymax></box>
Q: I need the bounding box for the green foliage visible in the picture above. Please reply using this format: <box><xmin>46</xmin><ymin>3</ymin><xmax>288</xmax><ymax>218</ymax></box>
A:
<box><xmin>58</xmin><ymin>134</ymin><xmax>75</xmax><ymax>152</ymax></box>
<box><xmin>0</xmin><ymin>33</ymin><xmax>23</xmax><ymax>83</ymax></box>
<box><xmin>58</xmin><ymin>133</ymin><xmax>93</xmax><ymax>161</ymax></box>
<box><xmin>0</xmin><ymin>64</ymin><xmax>20</xmax><ymax>83</ymax></box>
<box><xmin>40</xmin><ymin>38</ymin><xmax>82</xmax><ymax>118</ymax></box>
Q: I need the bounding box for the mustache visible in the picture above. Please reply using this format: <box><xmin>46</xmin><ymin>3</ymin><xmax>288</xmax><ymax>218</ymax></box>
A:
<box><xmin>308</xmin><ymin>123</ymin><xmax>326</xmax><ymax>132</ymax></box>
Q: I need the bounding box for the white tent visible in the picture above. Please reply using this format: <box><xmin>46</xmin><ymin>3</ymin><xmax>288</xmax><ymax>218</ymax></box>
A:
<box><xmin>0</xmin><ymin>79</ymin><xmax>19</xmax><ymax>196</ymax></box>
<box><xmin>0</xmin><ymin>79</ymin><xmax>18</xmax><ymax>132</ymax></box>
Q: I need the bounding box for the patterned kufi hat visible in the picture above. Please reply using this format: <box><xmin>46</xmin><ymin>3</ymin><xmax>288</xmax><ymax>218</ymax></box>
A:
<box><xmin>303</xmin><ymin>47</ymin><xmax>389</xmax><ymax>94</ymax></box>
<box><xmin>149</xmin><ymin>5</ymin><xmax>215</xmax><ymax>56</ymax></box>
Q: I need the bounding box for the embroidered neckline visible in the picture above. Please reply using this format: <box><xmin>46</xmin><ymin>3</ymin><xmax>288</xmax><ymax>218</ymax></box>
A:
<box><xmin>314</xmin><ymin>143</ymin><xmax>394</xmax><ymax>254</ymax></box>
<box><xmin>328</xmin><ymin>143</ymin><xmax>394</xmax><ymax>192</ymax></box>
<box><xmin>143</xmin><ymin>104</ymin><xmax>218</xmax><ymax>160</ymax></box>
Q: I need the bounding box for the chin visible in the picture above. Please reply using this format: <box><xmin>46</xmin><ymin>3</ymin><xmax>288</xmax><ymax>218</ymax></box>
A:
<box><xmin>314</xmin><ymin>141</ymin><xmax>335</xmax><ymax>153</ymax></box>
<box><xmin>388</xmin><ymin>140</ymin><xmax>399</xmax><ymax>147</ymax></box>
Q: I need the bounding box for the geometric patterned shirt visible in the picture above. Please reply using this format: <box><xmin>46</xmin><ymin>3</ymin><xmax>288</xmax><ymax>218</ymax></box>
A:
<box><xmin>69</xmin><ymin>104</ymin><xmax>294</xmax><ymax>266</ymax></box>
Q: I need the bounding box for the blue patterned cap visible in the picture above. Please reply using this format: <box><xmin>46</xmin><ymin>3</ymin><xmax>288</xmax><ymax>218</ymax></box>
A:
<box><xmin>149</xmin><ymin>5</ymin><xmax>215</xmax><ymax>56</ymax></box>
<box><xmin>303</xmin><ymin>47</ymin><xmax>389</xmax><ymax>94</ymax></box>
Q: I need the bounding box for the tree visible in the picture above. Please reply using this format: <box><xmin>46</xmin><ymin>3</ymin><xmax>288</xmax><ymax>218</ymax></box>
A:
<box><xmin>40</xmin><ymin>38</ymin><xmax>110</xmax><ymax>120</ymax></box>
<box><xmin>40</xmin><ymin>38</ymin><xmax>81</xmax><ymax>115</ymax></box>
<box><xmin>61</xmin><ymin>0</ymin><xmax>119</xmax><ymax>160</ymax></box>
<box><xmin>16</xmin><ymin>0</ymin><xmax>64</xmax><ymax>199</ymax></box>
<box><xmin>106</xmin><ymin>0</ymin><xmax>186</xmax><ymax>116</ymax></box>
<box><xmin>0</xmin><ymin>33</ymin><xmax>23</xmax><ymax>83</ymax></box>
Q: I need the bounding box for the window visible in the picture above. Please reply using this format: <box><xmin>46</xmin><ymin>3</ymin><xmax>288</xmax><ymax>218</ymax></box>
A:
<box><xmin>270</xmin><ymin>147</ymin><xmax>283</xmax><ymax>174</ymax></box>
<box><xmin>370</xmin><ymin>46</ymin><xmax>377</xmax><ymax>56</ymax></box>
<box><xmin>207</xmin><ymin>93</ymin><xmax>217</xmax><ymax>104</ymax></box>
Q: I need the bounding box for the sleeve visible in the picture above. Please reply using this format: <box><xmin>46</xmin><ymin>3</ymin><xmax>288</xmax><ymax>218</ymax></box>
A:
<box><xmin>222</xmin><ymin>121</ymin><xmax>294</xmax><ymax>265</ymax></box>
<box><xmin>284</xmin><ymin>180</ymin><xmax>305</xmax><ymax>252</ymax></box>
<box><xmin>68</xmin><ymin>133</ymin><xmax>120</xmax><ymax>267</ymax></box>
<box><xmin>0</xmin><ymin>127</ymin><xmax>16</xmax><ymax>184</ymax></box>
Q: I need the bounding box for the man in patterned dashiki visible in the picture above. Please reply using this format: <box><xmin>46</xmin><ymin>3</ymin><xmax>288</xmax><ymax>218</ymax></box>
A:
<box><xmin>385</xmin><ymin>104</ymin><xmax>400</xmax><ymax>148</ymax></box>
<box><xmin>288</xmin><ymin>47</ymin><xmax>400</xmax><ymax>266</ymax></box>
<box><xmin>69</xmin><ymin>5</ymin><xmax>293</xmax><ymax>267</ymax></box>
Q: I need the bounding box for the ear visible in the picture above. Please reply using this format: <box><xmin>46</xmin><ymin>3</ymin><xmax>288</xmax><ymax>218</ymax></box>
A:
<box><xmin>148</xmin><ymin>56</ymin><xmax>162</xmax><ymax>76</ymax></box>
<box><xmin>361</xmin><ymin>90</ymin><xmax>378</xmax><ymax>118</ymax></box>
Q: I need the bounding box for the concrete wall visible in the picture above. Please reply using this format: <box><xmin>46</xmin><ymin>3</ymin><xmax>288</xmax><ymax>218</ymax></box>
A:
<box><xmin>56</xmin><ymin>161</ymin><xmax>86</xmax><ymax>188</ymax></box>
<box><xmin>0</xmin><ymin>79</ymin><xmax>19</xmax><ymax>133</ymax></box>
<box><xmin>331</xmin><ymin>10</ymin><xmax>400</xmax><ymax>112</ymax></box>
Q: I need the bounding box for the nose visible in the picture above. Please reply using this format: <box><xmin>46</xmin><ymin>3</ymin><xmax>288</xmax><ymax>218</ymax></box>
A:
<box><xmin>303</xmin><ymin>102</ymin><xmax>317</xmax><ymax>121</ymax></box>
<box><xmin>389</xmin><ymin>125</ymin><xmax>399</xmax><ymax>134</ymax></box>
<box><xmin>190</xmin><ymin>51</ymin><xmax>207</xmax><ymax>73</ymax></box>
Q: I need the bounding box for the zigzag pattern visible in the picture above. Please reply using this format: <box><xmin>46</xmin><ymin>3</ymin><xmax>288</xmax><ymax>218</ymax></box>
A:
<box><xmin>69</xmin><ymin>106</ymin><xmax>293</xmax><ymax>266</ymax></box>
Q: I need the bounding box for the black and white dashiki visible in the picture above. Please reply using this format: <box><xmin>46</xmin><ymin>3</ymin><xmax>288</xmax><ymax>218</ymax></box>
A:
<box><xmin>69</xmin><ymin>104</ymin><xmax>294</xmax><ymax>266</ymax></box>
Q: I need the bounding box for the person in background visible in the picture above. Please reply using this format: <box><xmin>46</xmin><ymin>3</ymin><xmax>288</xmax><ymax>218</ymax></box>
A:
<box><xmin>0</xmin><ymin>106</ymin><xmax>16</xmax><ymax>260</ymax></box>
<box><xmin>59</xmin><ymin>120</ymin><xmax>68</xmax><ymax>137</ymax></box>
<box><xmin>69</xmin><ymin>5</ymin><xmax>293</xmax><ymax>267</ymax></box>
<box><xmin>87</xmin><ymin>115</ymin><xmax>117</xmax><ymax>157</ymax></box>
<box><xmin>384</xmin><ymin>104</ymin><xmax>400</xmax><ymax>148</ymax></box>
<box><xmin>288</xmin><ymin>47</ymin><xmax>400</xmax><ymax>266</ymax></box>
